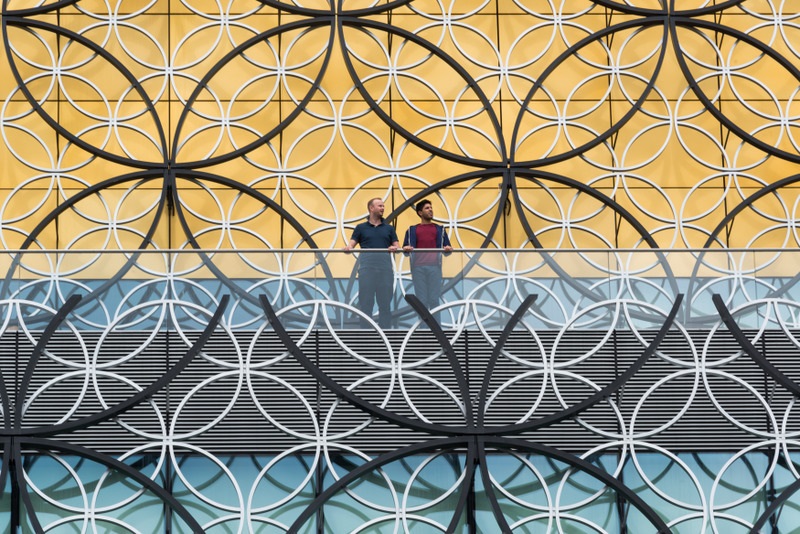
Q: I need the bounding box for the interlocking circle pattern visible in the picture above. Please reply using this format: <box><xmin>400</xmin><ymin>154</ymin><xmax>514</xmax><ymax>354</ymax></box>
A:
<box><xmin>3</xmin><ymin>0</ymin><xmax>800</xmax><ymax>531</ymax></box>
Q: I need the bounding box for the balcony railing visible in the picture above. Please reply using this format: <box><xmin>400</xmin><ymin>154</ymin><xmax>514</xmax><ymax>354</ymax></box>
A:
<box><xmin>0</xmin><ymin>248</ymin><xmax>795</xmax><ymax>332</ymax></box>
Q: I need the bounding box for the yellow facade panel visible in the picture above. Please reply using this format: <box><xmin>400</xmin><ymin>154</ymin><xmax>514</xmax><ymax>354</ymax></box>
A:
<box><xmin>1</xmin><ymin>3</ymin><xmax>797</xmax><ymax>258</ymax></box>
<box><xmin>0</xmin><ymin>106</ymin><xmax>61</xmax><ymax>178</ymax></box>
<box><xmin>2</xmin><ymin>20</ymin><xmax>58</xmax><ymax>97</ymax></box>
<box><xmin>52</xmin><ymin>186</ymin><xmax>166</xmax><ymax>249</ymax></box>
<box><xmin>0</xmin><ymin>186</ymin><xmax>58</xmax><ymax>249</ymax></box>
<box><xmin>57</xmin><ymin>101</ymin><xmax>168</xmax><ymax>168</ymax></box>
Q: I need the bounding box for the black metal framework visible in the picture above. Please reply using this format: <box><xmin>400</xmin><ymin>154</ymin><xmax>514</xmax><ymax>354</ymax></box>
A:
<box><xmin>2</xmin><ymin>0</ymin><xmax>800</xmax><ymax>530</ymax></box>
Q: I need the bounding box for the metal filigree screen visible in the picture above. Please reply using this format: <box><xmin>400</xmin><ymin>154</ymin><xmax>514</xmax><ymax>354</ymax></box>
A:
<box><xmin>2</xmin><ymin>0</ymin><xmax>800</xmax><ymax>532</ymax></box>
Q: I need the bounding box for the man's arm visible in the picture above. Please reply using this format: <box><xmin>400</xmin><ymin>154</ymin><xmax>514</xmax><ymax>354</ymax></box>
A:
<box><xmin>442</xmin><ymin>227</ymin><xmax>453</xmax><ymax>253</ymax></box>
<box><xmin>345</xmin><ymin>226</ymin><xmax>360</xmax><ymax>251</ymax></box>
<box><xmin>389</xmin><ymin>228</ymin><xmax>399</xmax><ymax>253</ymax></box>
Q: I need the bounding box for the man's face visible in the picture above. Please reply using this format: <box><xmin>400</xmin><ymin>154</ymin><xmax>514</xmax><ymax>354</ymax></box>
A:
<box><xmin>370</xmin><ymin>200</ymin><xmax>385</xmax><ymax>217</ymax></box>
<box><xmin>419</xmin><ymin>203</ymin><xmax>433</xmax><ymax>221</ymax></box>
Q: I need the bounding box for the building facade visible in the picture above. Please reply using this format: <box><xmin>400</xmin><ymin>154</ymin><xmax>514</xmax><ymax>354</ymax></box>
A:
<box><xmin>1</xmin><ymin>0</ymin><xmax>799</xmax><ymax>531</ymax></box>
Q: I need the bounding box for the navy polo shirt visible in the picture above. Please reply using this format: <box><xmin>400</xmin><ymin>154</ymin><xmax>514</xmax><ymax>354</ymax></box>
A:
<box><xmin>351</xmin><ymin>219</ymin><xmax>398</xmax><ymax>271</ymax></box>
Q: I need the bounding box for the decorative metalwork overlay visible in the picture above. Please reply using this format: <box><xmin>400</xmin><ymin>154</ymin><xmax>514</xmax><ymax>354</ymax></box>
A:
<box><xmin>1</xmin><ymin>0</ymin><xmax>800</xmax><ymax>251</ymax></box>
<box><xmin>0</xmin><ymin>248</ymin><xmax>795</xmax><ymax>532</ymax></box>
<box><xmin>3</xmin><ymin>0</ymin><xmax>800</xmax><ymax>531</ymax></box>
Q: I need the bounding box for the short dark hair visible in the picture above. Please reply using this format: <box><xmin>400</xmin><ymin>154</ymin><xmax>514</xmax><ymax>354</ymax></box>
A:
<box><xmin>415</xmin><ymin>199</ymin><xmax>431</xmax><ymax>214</ymax></box>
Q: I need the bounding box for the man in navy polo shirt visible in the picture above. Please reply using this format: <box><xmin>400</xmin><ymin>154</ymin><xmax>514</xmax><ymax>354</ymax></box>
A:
<box><xmin>345</xmin><ymin>198</ymin><xmax>399</xmax><ymax>328</ymax></box>
<box><xmin>402</xmin><ymin>199</ymin><xmax>452</xmax><ymax>324</ymax></box>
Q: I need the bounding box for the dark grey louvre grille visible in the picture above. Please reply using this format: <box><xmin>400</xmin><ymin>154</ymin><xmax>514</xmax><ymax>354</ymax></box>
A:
<box><xmin>1</xmin><ymin>328</ymin><xmax>794</xmax><ymax>455</ymax></box>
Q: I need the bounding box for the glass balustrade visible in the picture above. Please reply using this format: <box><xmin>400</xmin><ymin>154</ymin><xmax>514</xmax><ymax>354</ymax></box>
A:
<box><xmin>0</xmin><ymin>248</ymin><xmax>793</xmax><ymax>332</ymax></box>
